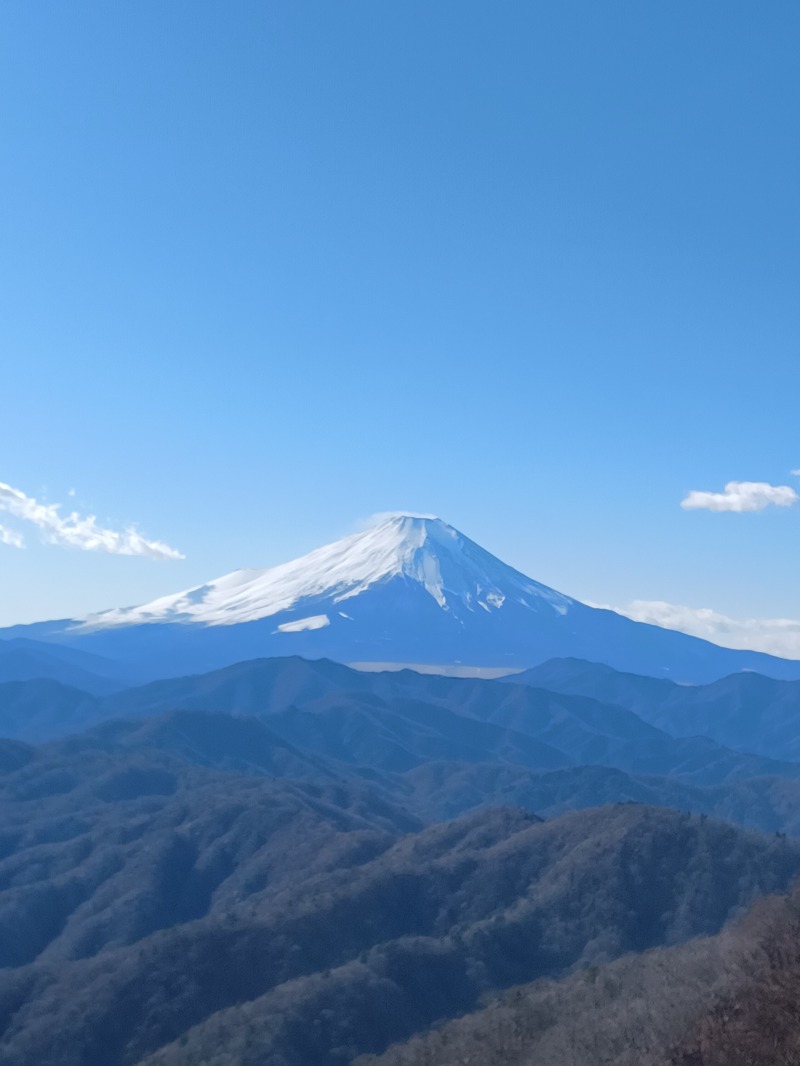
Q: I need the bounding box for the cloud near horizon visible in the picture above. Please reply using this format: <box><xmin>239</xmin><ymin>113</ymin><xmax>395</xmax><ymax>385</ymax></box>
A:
<box><xmin>681</xmin><ymin>480</ymin><xmax>798</xmax><ymax>513</ymax></box>
<box><xmin>0</xmin><ymin>482</ymin><xmax>184</xmax><ymax>560</ymax></box>
<box><xmin>610</xmin><ymin>599</ymin><xmax>800</xmax><ymax>659</ymax></box>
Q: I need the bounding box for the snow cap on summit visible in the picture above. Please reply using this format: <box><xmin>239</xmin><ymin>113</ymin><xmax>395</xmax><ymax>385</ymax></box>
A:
<box><xmin>79</xmin><ymin>513</ymin><xmax>572</xmax><ymax>629</ymax></box>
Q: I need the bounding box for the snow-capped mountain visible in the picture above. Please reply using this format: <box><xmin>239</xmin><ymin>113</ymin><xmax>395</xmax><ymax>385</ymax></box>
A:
<box><xmin>8</xmin><ymin>513</ymin><xmax>800</xmax><ymax>683</ymax></box>
<box><xmin>81</xmin><ymin>514</ymin><xmax>572</xmax><ymax>629</ymax></box>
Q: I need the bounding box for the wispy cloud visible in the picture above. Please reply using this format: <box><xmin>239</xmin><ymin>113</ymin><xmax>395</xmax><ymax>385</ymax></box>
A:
<box><xmin>365</xmin><ymin>511</ymin><xmax>439</xmax><ymax>524</ymax></box>
<box><xmin>0</xmin><ymin>524</ymin><xmax>24</xmax><ymax>549</ymax></box>
<box><xmin>609</xmin><ymin>599</ymin><xmax>800</xmax><ymax>658</ymax></box>
<box><xmin>681</xmin><ymin>480</ymin><xmax>798</xmax><ymax>513</ymax></box>
<box><xmin>0</xmin><ymin>481</ymin><xmax>184</xmax><ymax>560</ymax></box>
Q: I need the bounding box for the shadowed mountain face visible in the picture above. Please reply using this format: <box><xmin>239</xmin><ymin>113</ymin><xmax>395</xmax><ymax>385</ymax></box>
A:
<box><xmin>7</xmin><ymin>657</ymin><xmax>800</xmax><ymax>840</ymax></box>
<box><xmin>357</xmin><ymin>880</ymin><xmax>800</xmax><ymax>1066</ymax></box>
<box><xmin>0</xmin><ymin>744</ymin><xmax>416</xmax><ymax>972</ymax></box>
<box><xmin>6</xmin><ymin>703</ymin><xmax>800</xmax><ymax>838</ymax></box>
<box><xmin>0</xmin><ymin>680</ymin><xmax>99</xmax><ymax>740</ymax></box>
<box><xmin>5</xmin><ymin>516</ymin><xmax>800</xmax><ymax>683</ymax></box>
<box><xmin>0</xmin><ymin>730</ymin><xmax>797</xmax><ymax>1066</ymax></box>
<box><xmin>0</xmin><ymin>638</ymin><xmax>129</xmax><ymax>695</ymax></box>
<box><xmin>3</xmin><ymin>656</ymin><xmax>800</xmax><ymax>790</ymax></box>
<box><xmin>59</xmin><ymin>710</ymin><xmax>344</xmax><ymax>781</ymax></box>
<box><xmin>664</xmin><ymin>886</ymin><xmax>800</xmax><ymax>1066</ymax></box>
<box><xmin>10</xmin><ymin>699</ymin><xmax>800</xmax><ymax>840</ymax></box>
<box><xmin>354</xmin><ymin>886</ymin><xmax>800</xmax><ymax>1066</ymax></box>
<box><xmin>517</xmin><ymin>657</ymin><xmax>800</xmax><ymax>762</ymax></box>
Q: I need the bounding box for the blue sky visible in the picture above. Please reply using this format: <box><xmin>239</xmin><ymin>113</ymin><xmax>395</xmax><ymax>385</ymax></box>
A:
<box><xmin>2</xmin><ymin>1</ymin><xmax>800</xmax><ymax>647</ymax></box>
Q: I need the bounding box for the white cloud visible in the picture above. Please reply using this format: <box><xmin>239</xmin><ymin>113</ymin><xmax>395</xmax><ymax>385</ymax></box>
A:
<box><xmin>610</xmin><ymin>599</ymin><xmax>800</xmax><ymax>658</ymax></box>
<box><xmin>0</xmin><ymin>481</ymin><xmax>184</xmax><ymax>560</ymax></box>
<box><xmin>0</xmin><ymin>524</ymin><xmax>24</xmax><ymax>549</ymax></box>
<box><xmin>681</xmin><ymin>480</ymin><xmax>798</xmax><ymax>513</ymax></box>
<box><xmin>366</xmin><ymin>511</ymin><xmax>439</xmax><ymax>524</ymax></box>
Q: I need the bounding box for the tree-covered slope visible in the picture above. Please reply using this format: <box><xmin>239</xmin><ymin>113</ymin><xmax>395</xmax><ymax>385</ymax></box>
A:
<box><xmin>0</xmin><ymin>733</ymin><xmax>798</xmax><ymax>1066</ymax></box>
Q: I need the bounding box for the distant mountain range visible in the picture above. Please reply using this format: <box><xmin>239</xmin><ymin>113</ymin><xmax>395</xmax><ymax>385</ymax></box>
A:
<box><xmin>4</xmin><ymin>514</ymin><xmax>800</xmax><ymax>683</ymax></box>
<box><xmin>0</xmin><ymin>636</ymin><xmax>129</xmax><ymax>693</ymax></box>
<box><xmin>515</xmin><ymin>657</ymin><xmax>800</xmax><ymax>762</ymax></box>
<box><xmin>3</xmin><ymin>646</ymin><xmax>800</xmax><ymax>1062</ymax></box>
<box><xmin>6</xmin><ymin>653</ymin><xmax>800</xmax><ymax>836</ymax></box>
<box><xmin>1</xmin><ymin>655</ymin><xmax>797</xmax><ymax>782</ymax></box>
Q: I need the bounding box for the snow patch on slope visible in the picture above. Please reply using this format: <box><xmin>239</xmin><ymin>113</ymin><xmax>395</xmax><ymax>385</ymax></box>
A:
<box><xmin>276</xmin><ymin>614</ymin><xmax>330</xmax><ymax>634</ymax></box>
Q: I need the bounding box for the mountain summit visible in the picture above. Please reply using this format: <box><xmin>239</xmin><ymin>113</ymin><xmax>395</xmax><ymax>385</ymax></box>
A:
<box><xmin>7</xmin><ymin>514</ymin><xmax>800</xmax><ymax>683</ymax></box>
<box><xmin>82</xmin><ymin>514</ymin><xmax>573</xmax><ymax>629</ymax></box>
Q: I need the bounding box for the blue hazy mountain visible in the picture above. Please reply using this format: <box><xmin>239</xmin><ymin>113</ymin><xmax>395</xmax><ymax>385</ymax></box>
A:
<box><xmin>0</xmin><ymin>636</ymin><xmax>130</xmax><ymax>693</ymax></box>
<box><xmin>6</xmin><ymin>655</ymin><xmax>800</xmax><ymax>793</ymax></box>
<box><xmin>517</xmin><ymin>657</ymin><xmax>800</xmax><ymax>763</ymax></box>
<box><xmin>5</xmin><ymin>514</ymin><xmax>800</xmax><ymax>683</ymax></box>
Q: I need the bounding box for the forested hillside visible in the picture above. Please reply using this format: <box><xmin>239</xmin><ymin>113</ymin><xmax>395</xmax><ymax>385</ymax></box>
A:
<box><xmin>1</xmin><ymin>729</ymin><xmax>797</xmax><ymax>1065</ymax></box>
<box><xmin>4</xmin><ymin>655</ymin><xmax>800</xmax><ymax>1062</ymax></box>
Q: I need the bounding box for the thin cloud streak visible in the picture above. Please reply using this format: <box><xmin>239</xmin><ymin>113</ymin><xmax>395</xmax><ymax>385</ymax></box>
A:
<box><xmin>0</xmin><ymin>481</ymin><xmax>184</xmax><ymax>560</ymax></box>
<box><xmin>609</xmin><ymin>599</ymin><xmax>800</xmax><ymax>659</ymax></box>
<box><xmin>681</xmin><ymin>480</ymin><xmax>798</xmax><ymax>513</ymax></box>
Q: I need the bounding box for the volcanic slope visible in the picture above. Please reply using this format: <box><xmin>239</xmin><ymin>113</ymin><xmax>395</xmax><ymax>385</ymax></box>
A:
<box><xmin>8</xmin><ymin>515</ymin><xmax>800</xmax><ymax>682</ymax></box>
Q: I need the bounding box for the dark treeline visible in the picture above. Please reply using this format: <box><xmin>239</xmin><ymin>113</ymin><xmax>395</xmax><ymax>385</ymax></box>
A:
<box><xmin>0</xmin><ymin>729</ymin><xmax>799</xmax><ymax>1064</ymax></box>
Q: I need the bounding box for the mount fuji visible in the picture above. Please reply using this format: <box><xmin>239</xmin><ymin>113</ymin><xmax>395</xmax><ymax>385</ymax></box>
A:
<box><xmin>6</xmin><ymin>513</ymin><xmax>800</xmax><ymax>683</ymax></box>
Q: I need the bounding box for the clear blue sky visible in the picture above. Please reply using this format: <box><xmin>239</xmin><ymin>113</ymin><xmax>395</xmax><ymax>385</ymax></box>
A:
<box><xmin>2</xmin><ymin>0</ymin><xmax>799</xmax><ymax>630</ymax></box>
